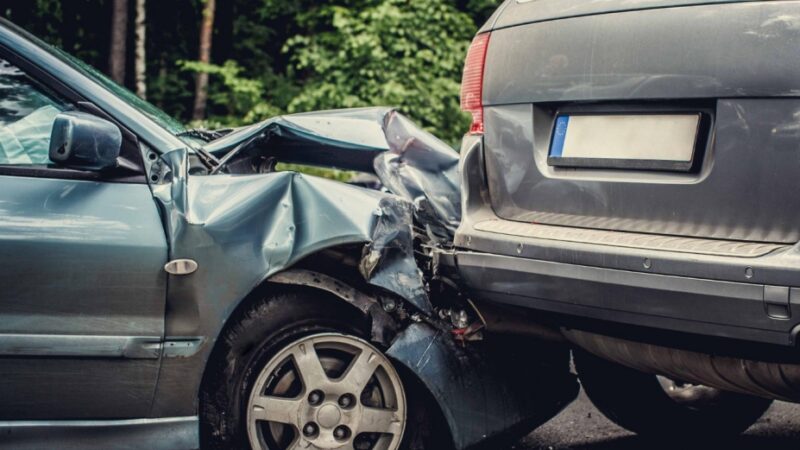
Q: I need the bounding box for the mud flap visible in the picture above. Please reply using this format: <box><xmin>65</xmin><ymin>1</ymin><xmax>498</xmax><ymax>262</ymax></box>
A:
<box><xmin>387</xmin><ymin>323</ymin><xmax>578</xmax><ymax>450</ymax></box>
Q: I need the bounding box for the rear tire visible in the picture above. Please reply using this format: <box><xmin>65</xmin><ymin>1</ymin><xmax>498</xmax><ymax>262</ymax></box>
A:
<box><xmin>574</xmin><ymin>350</ymin><xmax>772</xmax><ymax>439</ymax></box>
<box><xmin>200</xmin><ymin>286</ymin><xmax>451</xmax><ymax>450</ymax></box>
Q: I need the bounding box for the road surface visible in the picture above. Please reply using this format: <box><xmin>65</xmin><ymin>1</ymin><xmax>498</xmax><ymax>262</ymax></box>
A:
<box><xmin>515</xmin><ymin>389</ymin><xmax>800</xmax><ymax>449</ymax></box>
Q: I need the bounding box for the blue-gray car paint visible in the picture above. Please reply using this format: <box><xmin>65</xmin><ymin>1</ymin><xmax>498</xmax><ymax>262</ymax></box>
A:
<box><xmin>148</xmin><ymin>142</ymin><xmax>575</xmax><ymax>449</ymax></box>
<box><xmin>0</xmin><ymin>176</ymin><xmax>167</xmax><ymax>420</ymax></box>
<box><xmin>207</xmin><ymin>107</ymin><xmax>463</xmax><ymax>239</ymax></box>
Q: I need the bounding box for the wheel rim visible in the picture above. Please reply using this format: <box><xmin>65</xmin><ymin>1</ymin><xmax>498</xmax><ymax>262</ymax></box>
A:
<box><xmin>247</xmin><ymin>333</ymin><xmax>407</xmax><ymax>450</ymax></box>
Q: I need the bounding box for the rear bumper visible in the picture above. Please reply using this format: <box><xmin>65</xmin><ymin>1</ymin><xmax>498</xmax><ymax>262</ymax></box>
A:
<box><xmin>455</xmin><ymin>135</ymin><xmax>800</xmax><ymax>348</ymax></box>
<box><xmin>456</xmin><ymin>250</ymin><xmax>800</xmax><ymax>347</ymax></box>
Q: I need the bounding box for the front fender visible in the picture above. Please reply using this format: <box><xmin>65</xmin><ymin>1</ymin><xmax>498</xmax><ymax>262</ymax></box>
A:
<box><xmin>147</xmin><ymin>148</ymin><xmax>432</xmax><ymax>417</ymax></box>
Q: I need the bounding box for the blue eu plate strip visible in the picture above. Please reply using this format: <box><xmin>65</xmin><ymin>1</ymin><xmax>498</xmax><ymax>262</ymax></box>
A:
<box><xmin>550</xmin><ymin>115</ymin><xmax>569</xmax><ymax>158</ymax></box>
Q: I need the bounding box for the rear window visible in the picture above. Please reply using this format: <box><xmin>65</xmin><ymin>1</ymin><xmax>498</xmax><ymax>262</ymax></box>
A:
<box><xmin>494</xmin><ymin>0</ymin><xmax>745</xmax><ymax>29</ymax></box>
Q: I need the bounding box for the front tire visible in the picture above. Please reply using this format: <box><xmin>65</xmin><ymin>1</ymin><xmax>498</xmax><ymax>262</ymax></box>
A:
<box><xmin>574</xmin><ymin>350</ymin><xmax>773</xmax><ymax>440</ymax></box>
<box><xmin>200</xmin><ymin>287</ymin><xmax>450</xmax><ymax>450</ymax></box>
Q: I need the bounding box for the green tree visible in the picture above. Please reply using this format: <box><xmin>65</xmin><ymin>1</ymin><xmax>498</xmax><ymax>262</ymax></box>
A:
<box><xmin>2</xmin><ymin>0</ymin><xmax>502</xmax><ymax>144</ymax></box>
<box><xmin>178</xmin><ymin>59</ymin><xmax>284</xmax><ymax>126</ymax></box>
<box><xmin>284</xmin><ymin>0</ymin><xmax>476</xmax><ymax>145</ymax></box>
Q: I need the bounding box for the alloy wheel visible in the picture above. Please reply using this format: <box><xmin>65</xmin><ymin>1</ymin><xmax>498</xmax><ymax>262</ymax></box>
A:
<box><xmin>247</xmin><ymin>333</ymin><xmax>407</xmax><ymax>450</ymax></box>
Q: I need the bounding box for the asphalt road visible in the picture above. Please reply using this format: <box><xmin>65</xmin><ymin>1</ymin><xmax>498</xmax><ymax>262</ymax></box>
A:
<box><xmin>514</xmin><ymin>389</ymin><xmax>800</xmax><ymax>450</ymax></box>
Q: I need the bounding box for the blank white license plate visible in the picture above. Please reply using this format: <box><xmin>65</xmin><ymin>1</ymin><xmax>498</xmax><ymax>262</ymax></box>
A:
<box><xmin>548</xmin><ymin>114</ymin><xmax>701</xmax><ymax>171</ymax></box>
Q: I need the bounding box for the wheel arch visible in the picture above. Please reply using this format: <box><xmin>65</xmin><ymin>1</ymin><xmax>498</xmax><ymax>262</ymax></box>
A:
<box><xmin>196</xmin><ymin>277</ymin><xmax>372</xmax><ymax>448</ymax></box>
<box><xmin>194</xmin><ymin>252</ymin><xmax>456</xmax><ymax>449</ymax></box>
<box><xmin>198</xmin><ymin>268</ymin><xmax>398</xmax><ymax>396</ymax></box>
<box><xmin>199</xmin><ymin>240</ymin><xmax>396</xmax><ymax>374</ymax></box>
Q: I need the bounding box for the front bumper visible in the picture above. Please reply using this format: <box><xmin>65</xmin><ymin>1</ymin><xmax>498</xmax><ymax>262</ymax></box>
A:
<box><xmin>454</xmin><ymin>135</ymin><xmax>800</xmax><ymax>349</ymax></box>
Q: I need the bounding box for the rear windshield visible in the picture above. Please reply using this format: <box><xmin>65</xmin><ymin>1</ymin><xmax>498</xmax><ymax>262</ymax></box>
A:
<box><xmin>494</xmin><ymin>0</ymin><xmax>745</xmax><ymax>29</ymax></box>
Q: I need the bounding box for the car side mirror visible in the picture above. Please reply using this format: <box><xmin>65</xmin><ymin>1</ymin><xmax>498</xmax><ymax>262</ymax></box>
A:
<box><xmin>49</xmin><ymin>111</ymin><xmax>122</xmax><ymax>171</ymax></box>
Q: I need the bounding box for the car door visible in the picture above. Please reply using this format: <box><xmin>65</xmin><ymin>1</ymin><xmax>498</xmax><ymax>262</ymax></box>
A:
<box><xmin>0</xmin><ymin>57</ymin><xmax>168</xmax><ymax>420</ymax></box>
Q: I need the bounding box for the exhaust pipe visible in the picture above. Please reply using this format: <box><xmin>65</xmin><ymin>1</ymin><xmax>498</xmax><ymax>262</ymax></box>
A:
<box><xmin>562</xmin><ymin>329</ymin><xmax>800</xmax><ymax>402</ymax></box>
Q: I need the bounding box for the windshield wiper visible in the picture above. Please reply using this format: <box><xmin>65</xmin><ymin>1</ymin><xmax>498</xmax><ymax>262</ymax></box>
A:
<box><xmin>177</xmin><ymin>128</ymin><xmax>233</xmax><ymax>142</ymax></box>
<box><xmin>194</xmin><ymin>145</ymin><xmax>220</xmax><ymax>169</ymax></box>
<box><xmin>176</xmin><ymin>129</ymin><xmax>224</xmax><ymax>169</ymax></box>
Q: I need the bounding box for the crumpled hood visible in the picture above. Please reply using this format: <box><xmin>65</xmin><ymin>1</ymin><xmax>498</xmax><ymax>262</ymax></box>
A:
<box><xmin>205</xmin><ymin>107</ymin><xmax>461</xmax><ymax>239</ymax></box>
<box><xmin>152</xmin><ymin>148</ymin><xmax>433</xmax><ymax>316</ymax></box>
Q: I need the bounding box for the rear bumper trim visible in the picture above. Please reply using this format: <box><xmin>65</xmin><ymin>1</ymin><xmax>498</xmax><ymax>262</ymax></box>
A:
<box><xmin>455</xmin><ymin>251</ymin><xmax>800</xmax><ymax>347</ymax></box>
<box><xmin>474</xmin><ymin>219</ymin><xmax>786</xmax><ymax>258</ymax></box>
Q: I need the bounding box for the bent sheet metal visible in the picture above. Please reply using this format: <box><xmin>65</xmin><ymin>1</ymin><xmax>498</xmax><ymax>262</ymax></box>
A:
<box><xmin>148</xmin><ymin>107</ymin><xmax>575</xmax><ymax>449</ymax></box>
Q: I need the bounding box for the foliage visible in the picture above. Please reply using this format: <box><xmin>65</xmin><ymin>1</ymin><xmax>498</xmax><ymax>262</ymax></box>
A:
<box><xmin>0</xmin><ymin>0</ymin><xmax>503</xmax><ymax>145</ymax></box>
<box><xmin>284</xmin><ymin>0</ymin><xmax>476</xmax><ymax>145</ymax></box>
<box><xmin>463</xmin><ymin>0</ymin><xmax>502</xmax><ymax>24</ymax></box>
<box><xmin>178</xmin><ymin>60</ymin><xmax>283</xmax><ymax>124</ymax></box>
<box><xmin>275</xmin><ymin>163</ymin><xmax>355</xmax><ymax>183</ymax></box>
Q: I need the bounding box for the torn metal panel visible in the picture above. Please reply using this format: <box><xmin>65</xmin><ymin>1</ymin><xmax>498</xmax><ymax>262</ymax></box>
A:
<box><xmin>387</xmin><ymin>323</ymin><xmax>579</xmax><ymax>450</ymax></box>
<box><xmin>152</xmin><ymin>147</ymin><xmax>431</xmax><ymax>316</ymax></box>
<box><xmin>148</xmin><ymin>146</ymin><xmax>434</xmax><ymax>415</ymax></box>
<box><xmin>204</xmin><ymin>107</ymin><xmax>461</xmax><ymax>240</ymax></box>
<box><xmin>374</xmin><ymin>111</ymin><xmax>461</xmax><ymax>240</ymax></box>
<box><xmin>360</xmin><ymin>198</ymin><xmax>431</xmax><ymax>314</ymax></box>
<box><xmin>205</xmin><ymin>107</ymin><xmax>396</xmax><ymax>173</ymax></box>
<box><xmin>147</xmin><ymin>108</ymin><xmax>571</xmax><ymax>443</ymax></box>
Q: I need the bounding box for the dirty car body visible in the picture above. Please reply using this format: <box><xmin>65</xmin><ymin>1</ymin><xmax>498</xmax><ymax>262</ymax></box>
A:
<box><xmin>0</xmin><ymin>19</ymin><xmax>576</xmax><ymax>450</ymax></box>
<box><xmin>451</xmin><ymin>0</ymin><xmax>800</xmax><ymax>440</ymax></box>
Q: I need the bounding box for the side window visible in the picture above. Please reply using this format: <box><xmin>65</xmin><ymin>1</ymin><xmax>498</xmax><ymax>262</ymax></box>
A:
<box><xmin>0</xmin><ymin>58</ymin><xmax>64</xmax><ymax>165</ymax></box>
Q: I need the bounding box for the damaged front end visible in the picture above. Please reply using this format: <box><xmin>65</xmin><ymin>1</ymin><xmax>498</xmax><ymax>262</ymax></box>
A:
<box><xmin>150</xmin><ymin>108</ymin><xmax>576</xmax><ymax>449</ymax></box>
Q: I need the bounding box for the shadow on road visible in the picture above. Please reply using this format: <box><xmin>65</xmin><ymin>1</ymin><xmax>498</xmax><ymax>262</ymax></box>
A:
<box><xmin>518</xmin><ymin>389</ymin><xmax>800</xmax><ymax>449</ymax></box>
<box><xmin>555</xmin><ymin>435</ymin><xmax>800</xmax><ymax>450</ymax></box>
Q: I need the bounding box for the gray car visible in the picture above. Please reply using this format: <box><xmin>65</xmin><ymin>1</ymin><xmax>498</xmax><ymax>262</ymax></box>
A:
<box><xmin>0</xmin><ymin>16</ymin><xmax>579</xmax><ymax>450</ymax></box>
<box><xmin>451</xmin><ymin>0</ymin><xmax>800</xmax><ymax>440</ymax></box>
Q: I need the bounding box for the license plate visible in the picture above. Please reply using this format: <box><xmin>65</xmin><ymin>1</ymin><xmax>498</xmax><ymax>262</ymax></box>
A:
<box><xmin>548</xmin><ymin>113</ymin><xmax>701</xmax><ymax>171</ymax></box>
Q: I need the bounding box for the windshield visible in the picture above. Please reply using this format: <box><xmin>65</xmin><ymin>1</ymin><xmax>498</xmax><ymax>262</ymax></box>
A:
<box><xmin>50</xmin><ymin>46</ymin><xmax>187</xmax><ymax>135</ymax></box>
<box><xmin>6</xmin><ymin>19</ymin><xmax>188</xmax><ymax>138</ymax></box>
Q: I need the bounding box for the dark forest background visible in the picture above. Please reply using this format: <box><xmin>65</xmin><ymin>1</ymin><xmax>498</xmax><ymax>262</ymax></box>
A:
<box><xmin>0</xmin><ymin>0</ymin><xmax>500</xmax><ymax>145</ymax></box>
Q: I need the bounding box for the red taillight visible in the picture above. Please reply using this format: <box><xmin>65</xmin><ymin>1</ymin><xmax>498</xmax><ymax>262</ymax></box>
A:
<box><xmin>461</xmin><ymin>33</ymin><xmax>491</xmax><ymax>135</ymax></box>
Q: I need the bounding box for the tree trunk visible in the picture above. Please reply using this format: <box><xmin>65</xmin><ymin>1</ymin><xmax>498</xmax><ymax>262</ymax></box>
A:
<box><xmin>192</xmin><ymin>0</ymin><xmax>215</xmax><ymax>121</ymax></box>
<box><xmin>109</xmin><ymin>0</ymin><xmax>129</xmax><ymax>85</ymax></box>
<box><xmin>62</xmin><ymin>0</ymin><xmax>78</xmax><ymax>56</ymax></box>
<box><xmin>134</xmin><ymin>0</ymin><xmax>146</xmax><ymax>99</ymax></box>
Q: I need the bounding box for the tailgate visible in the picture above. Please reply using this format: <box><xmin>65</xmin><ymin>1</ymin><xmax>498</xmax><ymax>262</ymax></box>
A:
<box><xmin>482</xmin><ymin>1</ymin><xmax>800</xmax><ymax>244</ymax></box>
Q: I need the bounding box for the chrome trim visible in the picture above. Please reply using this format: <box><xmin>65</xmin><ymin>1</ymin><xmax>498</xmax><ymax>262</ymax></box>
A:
<box><xmin>164</xmin><ymin>259</ymin><xmax>199</xmax><ymax>275</ymax></box>
<box><xmin>0</xmin><ymin>334</ymin><xmax>161</xmax><ymax>359</ymax></box>
<box><xmin>0</xmin><ymin>416</ymin><xmax>198</xmax><ymax>450</ymax></box>
<box><xmin>163</xmin><ymin>337</ymin><xmax>205</xmax><ymax>358</ymax></box>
